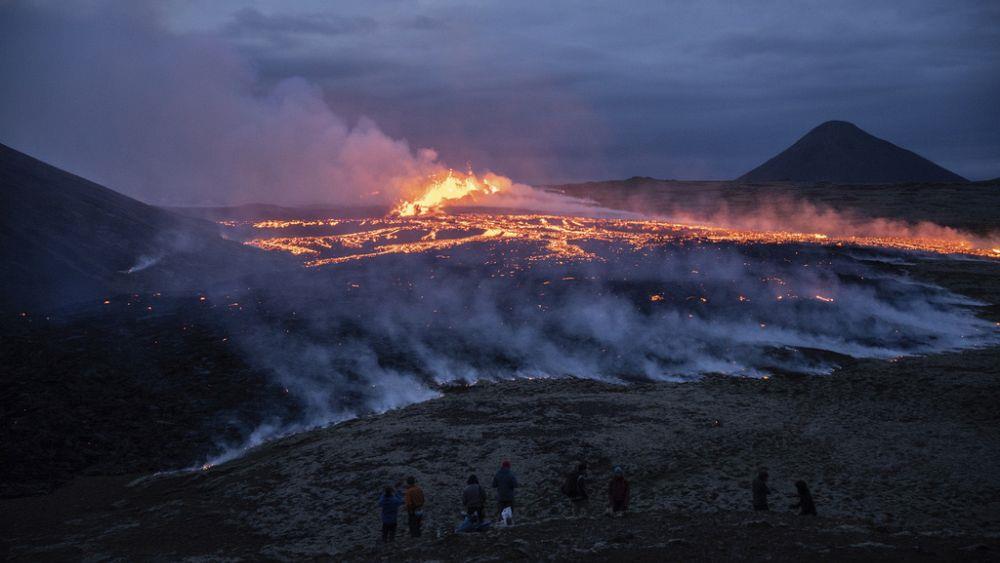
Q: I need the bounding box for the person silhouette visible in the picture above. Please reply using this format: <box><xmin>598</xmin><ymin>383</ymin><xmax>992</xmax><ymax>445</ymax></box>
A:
<box><xmin>791</xmin><ymin>480</ymin><xmax>816</xmax><ymax>515</ymax></box>
<box><xmin>752</xmin><ymin>469</ymin><xmax>770</xmax><ymax>511</ymax></box>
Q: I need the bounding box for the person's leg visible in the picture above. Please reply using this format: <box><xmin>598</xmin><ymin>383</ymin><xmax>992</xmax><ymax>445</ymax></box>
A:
<box><xmin>382</xmin><ymin>523</ymin><xmax>389</xmax><ymax>543</ymax></box>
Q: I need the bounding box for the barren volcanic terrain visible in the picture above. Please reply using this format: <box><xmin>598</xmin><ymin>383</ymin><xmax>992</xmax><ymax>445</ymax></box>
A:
<box><xmin>3</xmin><ymin>179</ymin><xmax>1000</xmax><ymax>561</ymax></box>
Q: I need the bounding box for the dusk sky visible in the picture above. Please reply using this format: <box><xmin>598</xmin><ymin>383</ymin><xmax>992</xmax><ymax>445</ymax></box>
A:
<box><xmin>1</xmin><ymin>1</ymin><xmax>998</xmax><ymax>204</ymax></box>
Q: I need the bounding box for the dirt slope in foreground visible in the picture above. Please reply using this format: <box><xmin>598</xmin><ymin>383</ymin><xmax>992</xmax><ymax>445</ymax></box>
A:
<box><xmin>3</xmin><ymin>341</ymin><xmax>1000</xmax><ymax>561</ymax></box>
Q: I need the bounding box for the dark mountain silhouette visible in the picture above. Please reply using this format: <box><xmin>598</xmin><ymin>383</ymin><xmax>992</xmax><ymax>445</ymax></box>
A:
<box><xmin>0</xmin><ymin>143</ymin><xmax>275</xmax><ymax>312</ymax></box>
<box><xmin>737</xmin><ymin>121</ymin><xmax>968</xmax><ymax>183</ymax></box>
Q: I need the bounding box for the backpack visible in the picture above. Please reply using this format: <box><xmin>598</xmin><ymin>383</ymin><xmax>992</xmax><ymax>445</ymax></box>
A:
<box><xmin>560</xmin><ymin>472</ymin><xmax>579</xmax><ymax>497</ymax></box>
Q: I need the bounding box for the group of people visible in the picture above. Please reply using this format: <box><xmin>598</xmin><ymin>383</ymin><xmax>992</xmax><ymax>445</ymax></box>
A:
<box><xmin>461</xmin><ymin>459</ymin><xmax>518</xmax><ymax>526</ymax></box>
<box><xmin>560</xmin><ymin>461</ymin><xmax>631</xmax><ymax>517</ymax></box>
<box><xmin>377</xmin><ymin>476</ymin><xmax>427</xmax><ymax>542</ymax></box>
<box><xmin>752</xmin><ymin>469</ymin><xmax>817</xmax><ymax>515</ymax></box>
<box><xmin>377</xmin><ymin>462</ymin><xmax>816</xmax><ymax>542</ymax></box>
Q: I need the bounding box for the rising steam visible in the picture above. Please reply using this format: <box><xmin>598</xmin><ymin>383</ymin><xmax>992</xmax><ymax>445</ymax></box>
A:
<box><xmin>0</xmin><ymin>3</ymin><xmax>476</xmax><ymax>207</ymax></box>
<box><xmin>197</xmin><ymin>230</ymin><xmax>998</xmax><ymax>467</ymax></box>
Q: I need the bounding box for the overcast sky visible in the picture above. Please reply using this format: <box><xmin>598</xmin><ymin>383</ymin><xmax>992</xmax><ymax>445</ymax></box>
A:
<box><xmin>1</xmin><ymin>1</ymin><xmax>998</xmax><ymax>203</ymax></box>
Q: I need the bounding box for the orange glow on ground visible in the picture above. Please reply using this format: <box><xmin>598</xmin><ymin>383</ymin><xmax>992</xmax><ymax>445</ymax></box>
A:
<box><xmin>237</xmin><ymin>212</ymin><xmax>999</xmax><ymax>266</ymax></box>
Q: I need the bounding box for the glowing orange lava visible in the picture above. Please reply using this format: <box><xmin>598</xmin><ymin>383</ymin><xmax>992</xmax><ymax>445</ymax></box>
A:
<box><xmin>393</xmin><ymin>170</ymin><xmax>503</xmax><ymax>216</ymax></box>
<box><xmin>237</xmin><ymin>212</ymin><xmax>1000</xmax><ymax>266</ymax></box>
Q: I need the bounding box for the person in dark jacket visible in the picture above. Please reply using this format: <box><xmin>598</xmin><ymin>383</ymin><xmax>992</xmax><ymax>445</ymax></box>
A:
<box><xmin>462</xmin><ymin>474</ymin><xmax>487</xmax><ymax>522</ymax></box>
<box><xmin>791</xmin><ymin>480</ymin><xmax>817</xmax><ymax>516</ymax></box>
<box><xmin>608</xmin><ymin>466</ymin><xmax>630</xmax><ymax>516</ymax></box>
<box><xmin>378</xmin><ymin>484</ymin><xmax>405</xmax><ymax>542</ymax></box>
<box><xmin>752</xmin><ymin>469</ymin><xmax>770</xmax><ymax>511</ymax></box>
<box><xmin>492</xmin><ymin>460</ymin><xmax>518</xmax><ymax>518</ymax></box>
<box><xmin>566</xmin><ymin>462</ymin><xmax>590</xmax><ymax>516</ymax></box>
<box><xmin>403</xmin><ymin>476</ymin><xmax>425</xmax><ymax>537</ymax></box>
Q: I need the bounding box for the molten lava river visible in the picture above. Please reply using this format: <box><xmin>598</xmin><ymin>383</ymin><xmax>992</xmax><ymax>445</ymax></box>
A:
<box><xmin>220</xmin><ymin>213</ymin><xmax>994</xmax><ymax>395</ymax></box>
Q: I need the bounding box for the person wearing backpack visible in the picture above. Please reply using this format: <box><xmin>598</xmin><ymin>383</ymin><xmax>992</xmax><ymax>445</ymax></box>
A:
<box><xmin>561</xmin><ymin>462</ymin><xmax>590</xmax><ymax>516</ymax></box>
<box><xmin>462</xmin><ymin>474</ymin><xmax>487</xmax><ymax>523</ymax></box>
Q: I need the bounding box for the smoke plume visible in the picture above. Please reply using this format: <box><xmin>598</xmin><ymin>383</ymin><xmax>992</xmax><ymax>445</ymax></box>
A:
<box><xmin>197</xmin><ymin>235</ymin><xmax>997</xmax><ymax>465</ymax></box>
<box><xmin>0</xmin><ymin>2</ymin><xmax>454</xmax><ymax>207</ymax></box>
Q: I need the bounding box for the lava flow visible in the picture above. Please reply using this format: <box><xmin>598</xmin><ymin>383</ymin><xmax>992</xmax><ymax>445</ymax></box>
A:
<box><xmin>240</xmin><ymin>213</ymin><xmax>999</xmax><ymax>266</ymax></box>
<box><xmin>229</xmin><ymin>167</ymin><xmax>1000</xmax><ymax>265</ymax></box>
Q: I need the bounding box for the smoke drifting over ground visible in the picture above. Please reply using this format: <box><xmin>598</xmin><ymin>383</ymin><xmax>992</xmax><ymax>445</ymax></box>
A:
<box><xmin>0</xmin><ymin>2</ymin><xmax>471</xmax><ymax>207</ymax></box>
<box><xmin>200</xmin><ymin>229</ymin><xmax>997</xmax><ymax>464</ymax></box>
<box><xmin>657</xmin><ymin>198</ymin><xmax>1000</xmax><ymax>252</ymax></box>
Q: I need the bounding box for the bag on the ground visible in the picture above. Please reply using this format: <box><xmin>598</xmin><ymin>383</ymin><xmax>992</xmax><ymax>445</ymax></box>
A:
<box><xmin>500</xmin><ymin>506</ymin><xmax>514</xmax><ymax>526</ymax></box>
<box><xmin>456</xmin><ymin>515</ymin><xmax>492</xmax><ymax>533</ymax></box>
<box><xmin>456</xmin><ymin>515</ymin><xmax>474</xmax><ymax>533</ymax></box>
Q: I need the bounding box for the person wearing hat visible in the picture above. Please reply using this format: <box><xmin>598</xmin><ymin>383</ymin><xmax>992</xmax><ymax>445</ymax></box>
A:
<box><xmin>492</xmin><ymin>460</ymin><xmax>519</xmax><ymax>519</ymax></box>
<box><xmin>608</xmin><ymin>466</ymin><xmax>630</xmax><ymax>517</ymax></box>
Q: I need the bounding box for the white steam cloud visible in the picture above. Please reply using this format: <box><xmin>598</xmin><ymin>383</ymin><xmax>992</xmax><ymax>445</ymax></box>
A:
<box><xmin>197</xmin><ymin>239</ymin><xmax>997</xmax><ymax>465</ymax></box>
<box><xmin>0</xmin><ymin>2</ymin><xmax>449</xmax><ymax>206</ymax></box>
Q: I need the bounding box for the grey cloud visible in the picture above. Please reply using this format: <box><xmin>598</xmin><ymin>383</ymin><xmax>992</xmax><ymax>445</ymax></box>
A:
<box><xmin>2</xmin><ymin>0</ymin><xmax>998</xmax><ymax>190</ymax></box>
<box><xmin>227</xmin><ymin>7</ymin><xmax>377</xmax><ymax>37</ymax></box>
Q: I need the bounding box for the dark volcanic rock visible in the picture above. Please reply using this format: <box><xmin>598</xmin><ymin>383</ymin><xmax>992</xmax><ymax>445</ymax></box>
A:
<box><xmin>737</xmin><ymin>120</ymin><xmax>967</xmax><ymax>184</ymax></box>
<box><xmin>0</xmin><ymin>143</ymin><xmax>280</xmax><ymax>313</ymax></box>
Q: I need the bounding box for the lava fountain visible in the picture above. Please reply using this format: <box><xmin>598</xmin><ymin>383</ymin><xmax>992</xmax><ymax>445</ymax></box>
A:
<box><xmin>393</xmin><ymin>169</ymin><xmax>504</xmax><ymax>216</ymax></box>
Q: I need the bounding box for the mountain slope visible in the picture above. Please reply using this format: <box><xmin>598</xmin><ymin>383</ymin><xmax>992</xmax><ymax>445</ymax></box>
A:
<box><xmin>737</xmin><ymin>121</ymin><xmax>967</xmax><ymax>183</ymax></box>
<box><xmin>0</xmin><ymin>143</ymin><xmax>272</xmax><ymax>312</ymax></box>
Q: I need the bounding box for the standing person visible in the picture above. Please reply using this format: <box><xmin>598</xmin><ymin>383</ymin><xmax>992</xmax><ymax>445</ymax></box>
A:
<box><xmin>608</xmin><ymin>466</ymin><xmax>630</xmax><ymax>516</ymax></box>
<box><xmin>403</xmin><ymin>476</ymin><xmax>425</xmax><ymax>537</ymax></box>
<box><xmin>562</xmin><ymin>462</ymin><xmax>590</xmax><ymax>516</ymax></box>
<box><xmin>752</xmin><ymin>469</ymin><xmax>770</xmax><ymax>511</ymax></box>
<box><xmin>791</xmin><ymin>480</ymin><xmax>817</xmax><ymax>516</ymax></box>
<box><xmin>462</xmin><ymin>475</ymin><xmax>486</xmax><ymax>523</ymax></box>
<box><xmin>378</xmin><ymin>484</ymin><xmax>404</xmax><ymax>543</ymax></box>
<box><xmin>492</xmin><ymin>460</ymin><xmax>519</xmax><ymax>520</ymax></box>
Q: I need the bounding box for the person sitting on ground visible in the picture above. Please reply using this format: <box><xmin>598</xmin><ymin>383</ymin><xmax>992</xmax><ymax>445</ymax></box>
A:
<box><xmin>492</xmin><ymin>460</ymin><xmax>519</xmax><ymax>519</ymax></box>
<box><xmin>462</xmin><ymin>474</ymin><xmax>486</xmax><ymax>523</ymax></box>
<box><xmin>403</xmin><ymin>475</ymin><xmax>425</xmax><ymax>537</ymax></box>
<box><xmin>562</xmin><ymin>461</ymin><xmax>590</xmax><ymax>516</ymax></box>
<box><xmin>791</xmin><ymin>480</ymin><xmax>817</xmax><ymax>516</ymax></box>
<box><xmin>378</xmin><ymin>484</ymin><xmax>405</xmax><ymax>543</ymax></box>
<box><xmin>608</xmin><ymin>466</ymin><xmax>630</xmax><ymax>517</ymax></box>
<box><xmin>752</xmin><ymin>469</ymin><xmax>770</xmax><ymax>511</ymax></box>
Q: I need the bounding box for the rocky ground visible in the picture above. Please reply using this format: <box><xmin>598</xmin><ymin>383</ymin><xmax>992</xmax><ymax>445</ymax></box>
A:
<box><xmin>0</xmin><ymin>295</ymin><xmax>301</xmax><ymax>496</ymax></box>
<box><xmin>2</xmin><ymin>183</ymin><xmax>998</xmax><ymax>560</ymax></box>
<box><xmin>3</xmin><ymin>339</ymin><xmax>1000</xmax><ymax>560</ymax></box>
